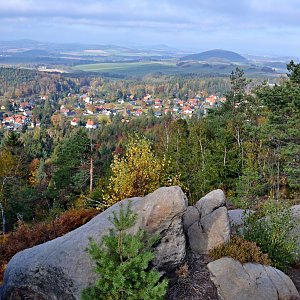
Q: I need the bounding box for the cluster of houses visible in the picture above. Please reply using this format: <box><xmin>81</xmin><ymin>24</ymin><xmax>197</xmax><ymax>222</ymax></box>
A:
<box><xmin>0</xmin><ymin>93</ymin><xmax>226</xmax><ymax>131</ymax></box>
<box><xmin>0</xmin><ymin>100</ymin><xmax>37</xmax><ymax>130</ymax></box>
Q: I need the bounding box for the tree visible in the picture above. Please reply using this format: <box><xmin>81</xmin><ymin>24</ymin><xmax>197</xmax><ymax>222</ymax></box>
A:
<box><xmin>0</xmin><ymin>149</ymin><xmax>24</xmax><ymax>233</ymax></box>
<box><xmin>82</xmin><ymin>203</ymin><xmax>168</xmax><ymax>300</ymax></box>
<box><xmin>287</xmin><ymin>60</ymin><xmax>300</xmax><ymax>84</ymax></box>
<box><xmin>104</xmin><ymin>137</ymin><xmax>179</xmax><ymax>205</ymax></box>
<box><xmin>51</xmin><ymin>128</ymin><xmax>91</xmax><ymax>207</ymax></box>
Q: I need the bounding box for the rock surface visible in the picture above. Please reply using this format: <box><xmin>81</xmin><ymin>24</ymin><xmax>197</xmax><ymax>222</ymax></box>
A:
<box><xmin>228</xmin><ymin>209</ymin><xmax>254</xmax><ymax>234</ymax></box>
<box><xmin>207</xmin><ymin>257</ymin><xmax>300</xmax><ymax>300</ymax></box>
<box><xmin>291</xmin><ymin>205</ymin><xmax>300</xmax><ymax>262</ymax></box>
<box><xmin>0</xmin><ymin>186</ymin><xmax>187</xmax><ymax>300</ymax></box>
<box><xmin>183</xmin><ymin>189</ymin><xmax>230</xmax><ymax>254</ymax></box>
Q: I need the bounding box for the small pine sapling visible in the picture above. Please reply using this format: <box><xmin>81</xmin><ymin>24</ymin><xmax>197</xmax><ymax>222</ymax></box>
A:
<box><xmin>82</xmin><ymin>203</ymin><xmax>168</xmax><ymax>300</ymax></box>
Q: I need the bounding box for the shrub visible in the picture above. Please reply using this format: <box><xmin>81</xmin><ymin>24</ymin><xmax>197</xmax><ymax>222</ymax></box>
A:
<box><xmin>243</xmin><ymin>200</ymin><xmax>299</xmax><ymax>270</ymax></box>
<box><xmin>82</xmin><ymin>203</ymin><xmax>168</xmax><ymax>300</ymax></box>
<box><xmin>209</xmin><ymin>235</ymin><xmax>272</xmax><ymax>265</ymax></box>
<box><xmin>103</xmin><ymin>137</ymin><xmax>180</xmax><ymax>206</ymax></box>
<box><xmin>0</xmin><ymin>208</ymin><xmax>98</xmax><ymax>283</ymax></box>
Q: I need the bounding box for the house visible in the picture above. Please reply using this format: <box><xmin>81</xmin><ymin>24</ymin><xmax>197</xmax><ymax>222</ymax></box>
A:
<box><xmin>86</xmin><ymin>105</ymin><xmax>95</xmax><ymax>115</ymax></box>
<box><xmin>86</xmin><ymin>119</ymin><xmax>97</xmax><ymax>129</ymax></box>
<box><xmin>154</xmin><ymin>99</ymin><xmax>162</xmax><ymax>109</ymax></box>
<box><xmin>188</xmin><ymin>99</ymin><xmax>198</xmax><ymax>107</ymax></box>
<box><xmin>178</xmin><ymin>100</ymin><xmax>184</xmax><ymax>107</ymax></box>
<box><xmin>154</xmin><ymin>111</ymin><xmax>162</xmax><ymax>118</ymax></box>
<box><xmin>82</xmin><ymin>95</ymin><xmax>92</xmax><ymax>104</ymax></box>
<box><xmin>71</xmin><ymin>118</ymin><xmax>80</xmax><ymax>126</ymax></box>
<box><xmin>205</xmin><ymin>95</ymin><xmax>217</xmax><ymax>106</ymax></box>
<box><xmin>134</xmin><ymin>108</ymin><xmax>143</xmax><ymax>117</ymax></box>
<box><xmin>143</xmin><ymin>94</ymin><xmax>152</xmax><ymax>101</ymax></box>
<box><xmin>182</xmin><ymin>106</ymin><xmax>194</xmax><ymax>115</ymax></box>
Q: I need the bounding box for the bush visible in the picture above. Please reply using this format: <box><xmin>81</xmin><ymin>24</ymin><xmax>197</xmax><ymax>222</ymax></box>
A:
<box><xmin>0</xmin><ymin>208</ymin><xmax>98</xmax><ymax>283</ymax></box>
<box><xmin>82</xmin><ymin>203</ymin><xmax>168</xmax><ymax>300</ymax></box>
<box><xmin>243</xmin><ymin>200</ymin><xmax>299</xmax><ymax>270</ymax></box>
<box><xmin>103</xmin><ymin>137</ymin><xmax>180</xmax><ymax>206</ymax></box>
<box><xmin>209</xmin><ymin>235</ymin><xmax>271</xmax><ymax>265</ymax></box>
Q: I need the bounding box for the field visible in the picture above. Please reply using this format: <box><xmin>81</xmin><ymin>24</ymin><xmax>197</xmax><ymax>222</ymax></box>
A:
<box><xmin>72</xmin><ymin>61</ymin><xmax>178</xmax><ymax>76</ymax></box>
<box><xmin>72</xmin><ymin>60</ymin><xmax>279</xmax><ymax>78</ymax></box>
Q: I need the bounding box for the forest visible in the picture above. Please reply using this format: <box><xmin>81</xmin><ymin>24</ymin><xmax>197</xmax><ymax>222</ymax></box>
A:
<box><xmin>0</xmin><ymin>63</ymin><xmax>299</xmax><ymax>282</ymax></box>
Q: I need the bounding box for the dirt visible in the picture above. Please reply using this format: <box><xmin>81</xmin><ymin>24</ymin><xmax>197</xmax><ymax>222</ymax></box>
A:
<box><xmin>166</xmin><ymin>253</ymin><xmax>218</xmax><ymax>300</ymax></box>
<box><xmin>287</xmin><ymin>263</ymin><xmax>300</xmax><ymax>294</ymax></box>
<box><xmin>166</xmin><ymin>253</ymin><xmax>300</xmax><ymax>299</ymax></box>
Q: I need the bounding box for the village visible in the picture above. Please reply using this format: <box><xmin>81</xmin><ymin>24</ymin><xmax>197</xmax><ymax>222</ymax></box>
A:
<box><xmin>0</xmin><ymin>93</ymin><xmax>226</xmax><ymax>131</ymax></box>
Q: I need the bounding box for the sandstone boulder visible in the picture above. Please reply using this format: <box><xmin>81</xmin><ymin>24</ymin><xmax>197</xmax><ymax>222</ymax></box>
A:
<box><xmin>0</xmin><ymin>186</ymin><xmax>187</xmax><ymax>300</ymax></box>
<box><xmin>207</xmin><ymin>257</ymin><xmax>300</xmax><ymax>300</ymax></box>
<box><xmin>228</xmin><ymin>209</ymin><xmax>254</xmax><ymax>234</ymax></box>
<box><xmin>291</xmin><ymin>205</ymin><xmax>300</xmax><ymax>262</ymax></box>
<box><xmin>183</xmin><ymin>189</ymin><xmax>230</xmax><ymax>254</ymax></box>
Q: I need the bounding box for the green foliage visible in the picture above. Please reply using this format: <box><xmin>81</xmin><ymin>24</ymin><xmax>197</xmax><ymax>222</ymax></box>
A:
<box><xmin>82</xmin><ymin>203</ymin><xmax>168</xmax><ymax>300</ymax></box>
<box><xmin>287</xmin><ymin>60</ymin><xmax>300</xmax><ymax>84</ymax></box>
<box><xmin>209</xmin><ymin>235</ymin><xmax>271</xmax><ymax>265</ymax></box>
<box><xmin>51</xmin><ymin>128</ymin><xmax>91</xmax><ymax>205</ymax></box>
<box><xmin>243</xmin><ymin>200</ymin><xmax>299</xmax><ymax>269</ymax></box>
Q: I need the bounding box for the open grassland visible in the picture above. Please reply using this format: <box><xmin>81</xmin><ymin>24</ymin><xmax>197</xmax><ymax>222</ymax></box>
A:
<box><xmin>72</xmin><ymin>60</ymin><xmax>277</xmax><ymax>78</ymax></box>
<box><xmin>72</xmin><ymin>61</ymin><xmax>177</xmax><ymax>76</ymax></box>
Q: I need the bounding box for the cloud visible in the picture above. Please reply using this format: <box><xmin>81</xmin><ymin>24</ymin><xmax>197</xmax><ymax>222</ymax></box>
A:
<box><xmin>0</xmin><ymin>0</ymin><xmax>300</xmax><ymax>55</ymax></box>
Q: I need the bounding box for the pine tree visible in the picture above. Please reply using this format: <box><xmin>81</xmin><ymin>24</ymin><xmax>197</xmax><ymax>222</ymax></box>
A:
<box><xmin>82</xmin><ymin>203</ymin><xmax>168</xmax><ymax>300</ymax></box>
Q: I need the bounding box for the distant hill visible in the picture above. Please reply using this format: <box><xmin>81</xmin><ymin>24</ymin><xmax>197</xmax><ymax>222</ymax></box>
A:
<box><xmin>18</xmin><ymin>49</ymin><xmax>51</xmax><ymax>57</ymax></box>
<box><xmin>181</xmin><ymin>49</ymin><xmax>247</xmax><ymax>63</ymax></box>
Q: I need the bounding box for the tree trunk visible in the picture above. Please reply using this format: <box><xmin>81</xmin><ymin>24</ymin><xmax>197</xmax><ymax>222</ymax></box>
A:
<box><xmin>90</xmin><ymin>157</ymin><xmax>93</xmax><ymax>193</ymax></box>
<box><xmin>0</xmin><ymin>202</ymin><xmax>6</xmax><ymax>234</ymax></box>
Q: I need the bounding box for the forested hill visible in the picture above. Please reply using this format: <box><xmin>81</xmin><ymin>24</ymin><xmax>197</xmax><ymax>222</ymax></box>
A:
<box><xmin>181</xmin><ymin>49</ymin><xmax>247</xmax><ymax>62</ymax></box>
<box><xmin>0</xmin><ymin>67</ymin><xmax>79</xmax><ymax>98</ymax></box>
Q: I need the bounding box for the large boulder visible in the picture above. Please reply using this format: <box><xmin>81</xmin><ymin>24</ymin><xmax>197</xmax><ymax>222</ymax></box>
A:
<box><xmin>291</xmin><ymin>205</ymin><xmax>300</xmax><ymax>262</ymax></box>
<box><xmin>0</xmin><ymin>186</ymin><xmax>187</xmax><ymax>300</ymax></box>
<box><xmin>183</xmin><ymin>189</ymin><xmax>230</xmax><ymax>254</ymax></box>
<box><xmin>207</xmin><ymin>257</ymin><xmax>300</xmax><ymax>300</ymax></box>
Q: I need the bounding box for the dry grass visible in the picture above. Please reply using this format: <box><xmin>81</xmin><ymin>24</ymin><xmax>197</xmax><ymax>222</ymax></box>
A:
<box><xmin>209</xmin><ymin>235</ymin><xmax>272</xmax><ymax>265</ymax></box>
<box><xmin>0</xmin><ymin>208</ymin><xmax>98</xmax><ymax>283</ymax></box>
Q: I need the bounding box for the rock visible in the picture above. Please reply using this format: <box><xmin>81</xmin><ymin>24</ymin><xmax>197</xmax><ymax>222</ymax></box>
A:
<box><xmin>0</xmin><ymin>186</ymin><xmax>187</xmax><ymax>300</ymax></box>
<box><xmin>207</xmin><ymin>257</ymin><xmax>300</xmax><ymax>300</ymax></box>
<box><xmin>195</xmin><ymin>189</ymin><xmax>226</xmax><ymax>217</ymax></box>
<box><xmin>183</xmin><ymin>205</ymin><xmax>199</xmax><ymax>229</ymax></box>
<box><xmin>184</xmin><ymin>189</ymin><xmax>230</xmax><ymax>254</ymax></box>
<box><xmin>228</xmin><ymin>209</ymin><xmax>254</xmax><ymax>234</ymax></box>
<box><xmin>291</xmin><ymin>205</ymin><xmax>300</xmax><ymax>262</ymax></box>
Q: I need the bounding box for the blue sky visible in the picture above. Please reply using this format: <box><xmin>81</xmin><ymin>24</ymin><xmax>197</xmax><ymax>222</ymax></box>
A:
<box><xmin>1</xmin><ymin>0</ymin><xmax>300</xmax><ymax>56</ymax></box>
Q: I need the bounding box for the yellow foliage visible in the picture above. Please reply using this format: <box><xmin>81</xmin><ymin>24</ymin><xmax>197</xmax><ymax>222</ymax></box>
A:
<box><xmin>0</xmin><ymin>150</ymin><xmax>19</xmax><ymax>178</ymax></box>
<box><xmin>103</xmin><ymin>137</ymin><xmax>180</xmax><ymax>205</ymax></box>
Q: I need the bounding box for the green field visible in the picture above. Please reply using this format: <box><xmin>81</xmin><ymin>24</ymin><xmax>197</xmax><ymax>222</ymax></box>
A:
<box><xmin>72</xmin><ymin>61</ymin><xmax>178</xmax><ymax>76</ymax></box>
<box><xmin>72</xmin><ymin>60</ymin><xmax>280</xmax><ymax>78</ymax></box>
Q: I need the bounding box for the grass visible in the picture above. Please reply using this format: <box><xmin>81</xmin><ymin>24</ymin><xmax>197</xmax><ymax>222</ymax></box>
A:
<box><xmin>72</xmin><ymin>60</ymin><xmax>277</xmax><ymax>78</ymax></box>
<box><xmin>72</xmin><ymin>61</ymin><xmax>177</xmax><ymax>76</ymax></box>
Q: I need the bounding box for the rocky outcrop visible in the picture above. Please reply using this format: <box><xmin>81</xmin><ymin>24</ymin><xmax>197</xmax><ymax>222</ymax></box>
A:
<box><xmin>183</xmin><ymin>189</ymin><xmax>230</xmax><ymax>254</ymax></box>
<box><xmin>0</xmin><ymin>186</ymin><xmax>187</xmax><ymax>300</ymax></box>
<box><xmin>207</xmin><ymin>257</ymin><xmax>300</xmax><ymax>300</ymax></box>
<box><xmin>291</xmin><ymin>205</ymin><xmax>300</xmax><ymax>262</ymax></box>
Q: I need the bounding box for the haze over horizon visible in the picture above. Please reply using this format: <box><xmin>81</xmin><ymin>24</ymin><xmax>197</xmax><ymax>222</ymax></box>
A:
<box><xmin>1</xmin><ymin>0</ymin><xmax>300</xmax><ymax>57</ymax></box>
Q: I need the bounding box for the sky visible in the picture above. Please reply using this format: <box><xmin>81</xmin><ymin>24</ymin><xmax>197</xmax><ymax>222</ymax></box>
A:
<box><xmin>1</xmin><ymin>0</ymin><xmax>300</xmax><ymax>56</ymax></box>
